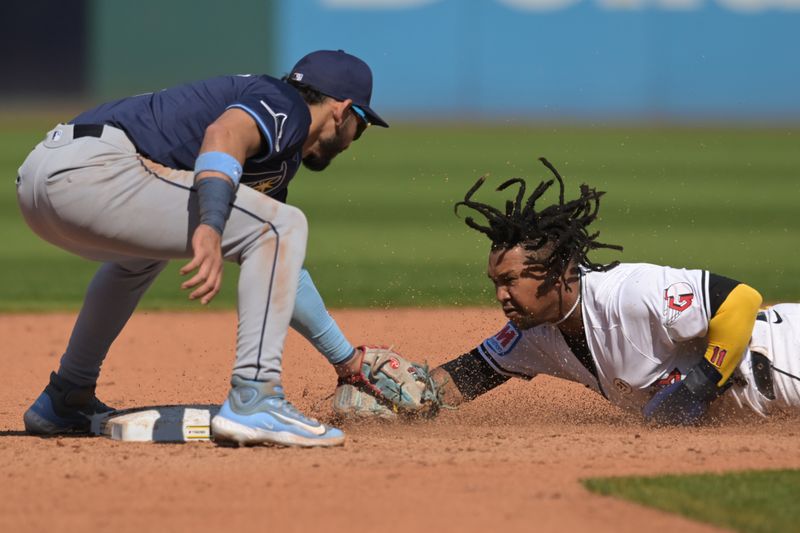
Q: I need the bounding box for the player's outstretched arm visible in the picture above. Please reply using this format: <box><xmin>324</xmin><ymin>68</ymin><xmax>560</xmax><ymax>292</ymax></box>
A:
<box><xmin>435</xmin><ymin>348</ymin><xmax>512</xmax><ymax>407</ymax></box>
<box><xmin>428</xmin><ymin>367</ymin><xmax>468</xmax><ymax>407</ymax></box>
<box><xmin>644</xmin><ymin>280</ymin><xmax>762</xmax><ymax>425</ymax></box>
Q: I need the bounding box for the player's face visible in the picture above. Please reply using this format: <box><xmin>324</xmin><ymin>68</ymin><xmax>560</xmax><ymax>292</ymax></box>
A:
<box><xmin>487</xmin><ymin>246</ymin><xmax>563</xmax><ymax>330</ymax></box>
<box><xmin>302</xmin><ymin>125</ymin><xmax>350</xmax><ymax>171</ymax></box>
<box><xmin>302</xmin><ymin>105</ymin><xmax>368</xmax><ymax>172</ymax></box>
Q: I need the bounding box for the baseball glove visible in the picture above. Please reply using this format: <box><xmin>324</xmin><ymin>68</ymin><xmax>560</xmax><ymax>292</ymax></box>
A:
<box><xmin>332</xmin><ymin>346</ymin><xmax>445</xmax><ymax>420</ymax></box>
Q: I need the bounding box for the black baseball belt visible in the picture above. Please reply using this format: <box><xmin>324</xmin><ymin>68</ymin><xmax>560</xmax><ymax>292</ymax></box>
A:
<box><xmin>72</xmin><ymin>124</ymin><xmax>106</xmax><ymax>139</ymax></box>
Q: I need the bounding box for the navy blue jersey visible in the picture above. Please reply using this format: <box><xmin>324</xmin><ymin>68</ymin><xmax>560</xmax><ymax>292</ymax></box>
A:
<box><xmin>72</xmin><ymin>75</ymin><xmax>311</xmax><ymax>202</ymax></box>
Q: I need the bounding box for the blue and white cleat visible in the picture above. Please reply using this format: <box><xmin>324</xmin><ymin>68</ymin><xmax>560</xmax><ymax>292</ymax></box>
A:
<box><xmin>211</xmin><ymin>376</ymin><xmax>345</xmax><ymax>447</ymax></box>
<box><xmin>24</xmin><ymin>372</ymin><xmax>114</xmax><ymax>435</ymax></box>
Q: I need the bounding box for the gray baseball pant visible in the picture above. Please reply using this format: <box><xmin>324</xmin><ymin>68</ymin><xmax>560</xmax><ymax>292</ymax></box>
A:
<box><xmin>16</xmin><ymin>124</ymin><xmax>307</xmax><ymax>385</ymax></box>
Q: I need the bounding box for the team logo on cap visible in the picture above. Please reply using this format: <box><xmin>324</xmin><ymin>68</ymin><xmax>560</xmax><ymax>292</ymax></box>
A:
<box><xmin>291</xmin><ymin>72</ymin><xmax>304</xmax><ymax>81</ymax></box>
<box><xmin>663</xmin><ymin>282</ymin><xmax>694</xmax><ymax>325</ymax></box>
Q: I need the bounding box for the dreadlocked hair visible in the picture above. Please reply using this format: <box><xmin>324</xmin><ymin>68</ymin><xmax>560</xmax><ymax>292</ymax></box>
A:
<box><xmin>455</xmin><ymin>157</ymin><xmax>622</xmax><ymax>296</ymax></box>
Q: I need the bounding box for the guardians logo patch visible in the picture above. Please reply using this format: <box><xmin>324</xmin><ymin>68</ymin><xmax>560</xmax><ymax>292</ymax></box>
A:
<box><xmin>663</xmin><ymin>282</ymin><xmax>694</xmax><ymax>326</ymax></box>
<box><xmin>484</xmin><ymin>322</ymin><xmax>521</xmax><ymax>356</ymax></box>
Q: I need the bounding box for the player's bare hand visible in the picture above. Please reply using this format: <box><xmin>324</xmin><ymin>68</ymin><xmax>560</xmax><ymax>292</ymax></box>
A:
<box><xmin>180</xmin><ymin>224</ymin><xmax>223</xmax><ymax>304</ymax></box>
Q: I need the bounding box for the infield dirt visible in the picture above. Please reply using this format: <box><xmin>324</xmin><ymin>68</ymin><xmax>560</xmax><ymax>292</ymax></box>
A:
<box><xmin>1</xmin><ymin>309</ymin><xmax>798</xmax><ymax>533</ymax></box>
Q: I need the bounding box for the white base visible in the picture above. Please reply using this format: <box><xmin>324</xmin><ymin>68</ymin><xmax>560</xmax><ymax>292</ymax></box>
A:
<box><xmin>93</xmin><ymin>405</ymin><xmax>220</xmax><ymax>442</ymax></box>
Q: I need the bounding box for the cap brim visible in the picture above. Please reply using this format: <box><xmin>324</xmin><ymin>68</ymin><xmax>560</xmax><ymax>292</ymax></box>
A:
<box><xmin>361</xmin><ymin>105</ymin><xmax>389</xmax><ymax>128</ymax></box>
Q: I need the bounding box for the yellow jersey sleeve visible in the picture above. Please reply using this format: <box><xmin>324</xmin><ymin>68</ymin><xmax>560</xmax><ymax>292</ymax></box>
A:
<box><xmin>704</xmin><ymin>283</ymin><xmax>762</xmax><ymax>385</ymax></box>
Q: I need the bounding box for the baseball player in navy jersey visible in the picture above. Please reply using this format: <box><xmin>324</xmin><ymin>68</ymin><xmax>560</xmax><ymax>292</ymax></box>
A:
<box><xmin>17</xmin><ymin>50</ymin><xmax>389</xmax><ymax>446</ymax></box>
<box><xmin>342</xmin><ymin>158</ymin><xmax>800</xmax><ymax>423</ymax></box>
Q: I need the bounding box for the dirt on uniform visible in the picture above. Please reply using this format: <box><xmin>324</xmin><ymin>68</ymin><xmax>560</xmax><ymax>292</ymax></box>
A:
<box><xmin>1</xmin><ymin>308</ymin><xmax>798</xmax><ymax>533</ymax></box>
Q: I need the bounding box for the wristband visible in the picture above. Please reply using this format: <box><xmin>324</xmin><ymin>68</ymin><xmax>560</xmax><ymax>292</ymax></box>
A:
<box><xmin>684</xmin><ymin>358</ymin><xmax>728</xmax><ymax>401</ymax></box>
<box><xmin>194</xmin><ymin>151</ymin><xmax>243</xmax><ymax>186</ymax></box>
<box><xmin>196</xmin><ymin>177</ymin><xmax>235</xmax><ymax>235</ymax></box>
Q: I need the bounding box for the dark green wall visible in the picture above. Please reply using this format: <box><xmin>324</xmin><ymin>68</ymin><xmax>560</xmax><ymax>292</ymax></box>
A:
<box><xmin>90</xmin><ymin>0</ymin><xmax>277</xmax><ymax>99</ymax></box>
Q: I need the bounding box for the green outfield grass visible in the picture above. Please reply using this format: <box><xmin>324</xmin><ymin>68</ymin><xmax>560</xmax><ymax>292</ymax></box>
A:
<box><xmin>2</xmin><ymin>114</ymin><xmax>799</xmax><ymax>310</ymax></box>
<box><xmin>583</xmin><ymin>469</ymin><xmax>800</xmax><ymax>533</ymax></box>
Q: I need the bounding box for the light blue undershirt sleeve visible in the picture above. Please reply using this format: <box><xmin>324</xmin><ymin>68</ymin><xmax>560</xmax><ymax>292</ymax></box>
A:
<box><xmin>290</xmin><ymin>268</ymin><xmax>355</xmax><ymax>365</ymax></box>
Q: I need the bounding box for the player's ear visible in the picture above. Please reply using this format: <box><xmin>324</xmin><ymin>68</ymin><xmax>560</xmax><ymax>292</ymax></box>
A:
<box><xmin>332</xmin><ymin>98</ymin><xmax>353</xmax><ymax>126</ymax></box>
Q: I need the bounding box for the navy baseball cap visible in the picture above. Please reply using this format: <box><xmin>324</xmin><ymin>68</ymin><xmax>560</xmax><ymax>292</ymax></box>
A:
<box><xmin>288</xmin><ymin>50</ymin><xmax>389</xmax><ymax>128</ymax></box>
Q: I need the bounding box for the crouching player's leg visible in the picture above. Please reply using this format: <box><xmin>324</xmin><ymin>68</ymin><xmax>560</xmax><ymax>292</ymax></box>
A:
<box><xmin>210</xmin><ymin>190</ymin><xmax>343</xmax><ymax>447</ymax></box>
